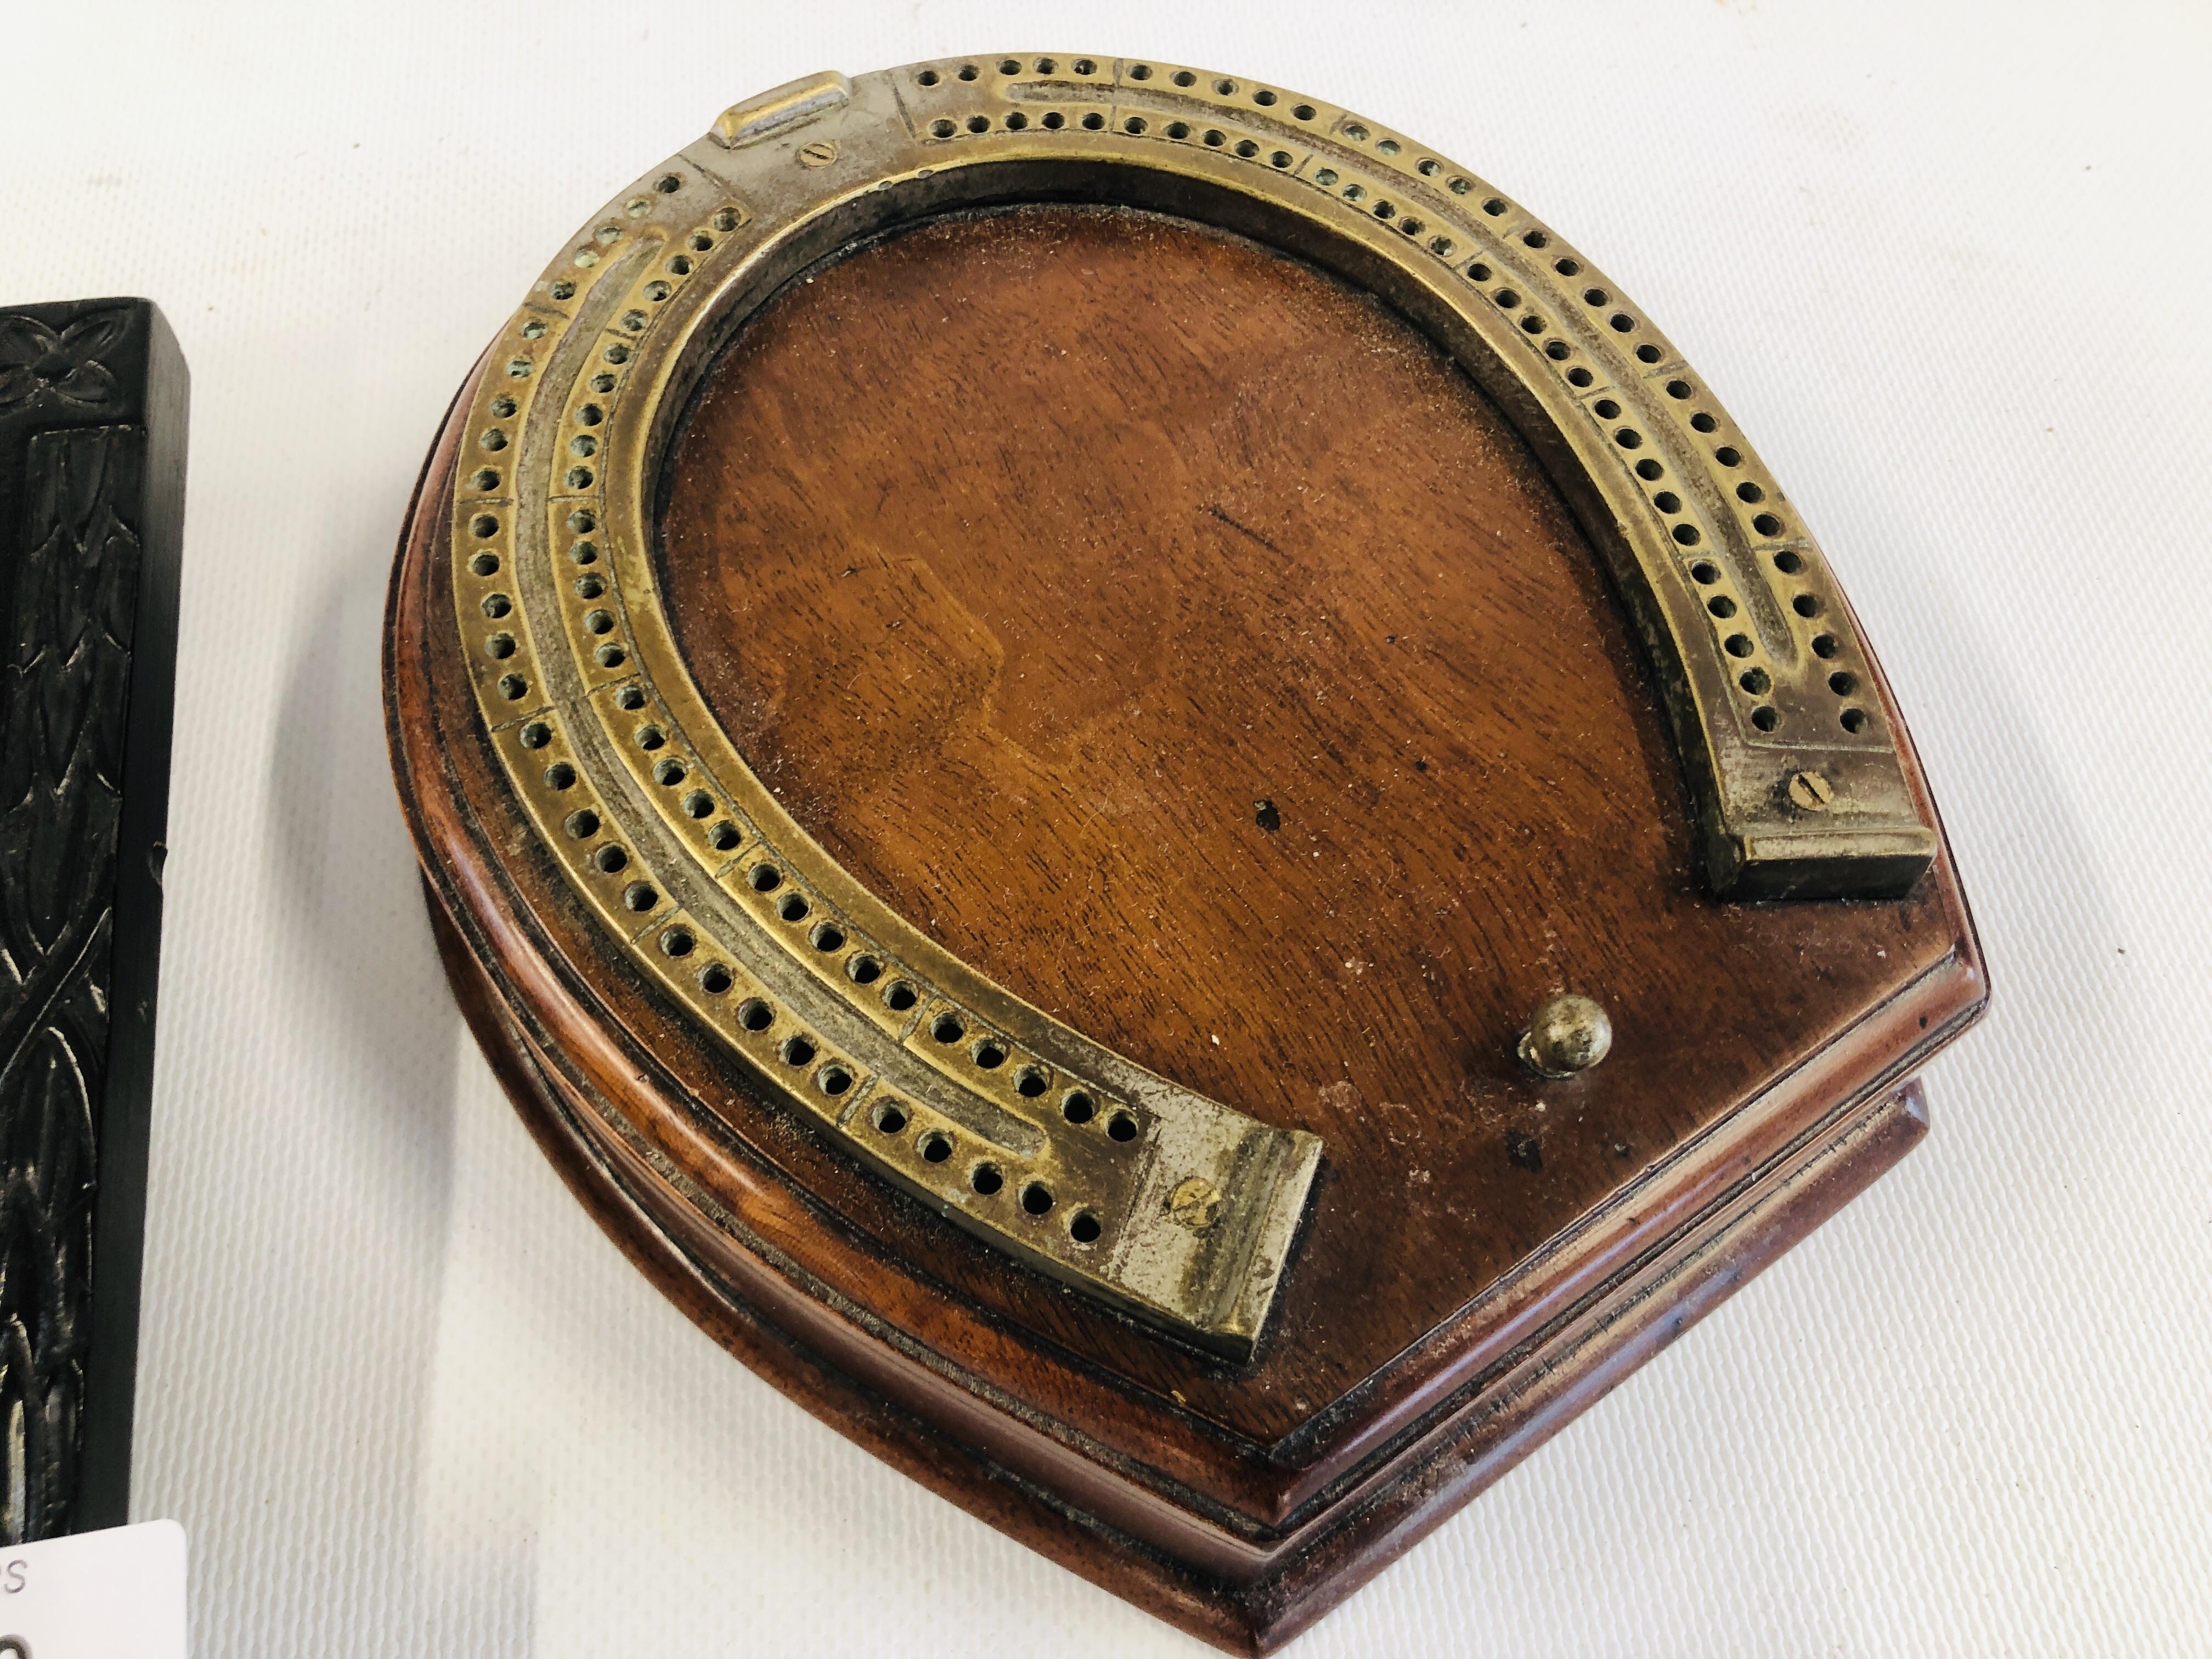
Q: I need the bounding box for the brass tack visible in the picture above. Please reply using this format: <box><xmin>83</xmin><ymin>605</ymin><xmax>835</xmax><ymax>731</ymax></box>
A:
<box><xmin>1168</xmin><ymin>1177</ymin><xmax>1224</xmax><ymax>1231</ymax></box>
<box><xmin>1788</xmin><ymin>770</ymin><xmax>1835</xmax><ymax>811</ymax></box>
<box><xmin>1517</xmin><ymin>994</ymin><xmax>1612</xmax><ymax>1078</ymax></box>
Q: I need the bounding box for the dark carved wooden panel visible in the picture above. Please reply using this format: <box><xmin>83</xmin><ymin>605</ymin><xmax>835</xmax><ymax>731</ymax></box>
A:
<box><xmin>0</xmin><ymin>300</ymin><xmax>187</xmax><ymax>1541</ymax></box>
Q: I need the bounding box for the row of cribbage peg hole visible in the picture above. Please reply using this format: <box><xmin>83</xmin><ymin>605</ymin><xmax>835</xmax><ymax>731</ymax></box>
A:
<box><xmin>532</xmin><ymin>94</ymin><xmax>1864</xmax><ymax>743</ymax></box>
<box><xmin>477</xmin><ymin>194</ymin><xmax>742</xmax><ymax>475</ymax></box>
<box><xmin>456</xmin><ymin>223</ymin><xmax>1144</xmax><ymax>1252</ymax></box>
<box><xmin>461</xmin><ymin>201</ymin><xmax>758</xmax><ymax>699</ymax></box>
<box><xmin>498</xmin><ymin>707</ymin><xmax>1142</xmax><ymax>1249</ymax></box>
<box><xmin>466</xmin><ymin>189</ymin><xmax>742</xmax><ymax>633</ymax></box>
<box><xmin>911</xmin><ymin>58</ymin><xmax>1872</xmax><ymax>738</ymax></box>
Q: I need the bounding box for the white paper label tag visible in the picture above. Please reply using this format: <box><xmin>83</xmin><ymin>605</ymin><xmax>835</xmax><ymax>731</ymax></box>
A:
<box><xmin>0</xmin><ymin>1520</ymin><xmax>187</xmax><ymax>1657</ymax></box>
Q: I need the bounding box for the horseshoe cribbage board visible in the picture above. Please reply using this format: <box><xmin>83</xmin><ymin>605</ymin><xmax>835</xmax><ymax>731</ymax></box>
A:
<box><xmin>385</xmin><ymin>60</ymin><xmax>1986</xmax><ymax>1652</ymax></box>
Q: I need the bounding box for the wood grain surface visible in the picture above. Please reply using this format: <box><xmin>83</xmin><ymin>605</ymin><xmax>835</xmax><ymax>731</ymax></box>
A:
<box><xmin>656</xmin><ymin>204</ymin><xmax>1973</xmax><ymax>1418</ymax></box>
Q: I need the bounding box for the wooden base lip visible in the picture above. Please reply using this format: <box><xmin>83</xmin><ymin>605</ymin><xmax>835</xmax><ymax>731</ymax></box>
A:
<box><xmin>1274</xmin><ymin>938</ymin><xmax>1982</xmax><ymax>1495</ymax></box>
<box><xmin>424</xmin><ymin>868</ymin><xmax>1929</xmax><ymax>1654</ymax></box>
<box><xmin>385</xmin><ymin>342</ymin><xmax>1979</xmax><ymax>1654</ymax></box>
<box><xmin>424</xmin><ymin>888</ymin><xmax>1266</xmax><ymax>1655</ymax></box>
<box><xmin>1246</xmin><ymin>1077</ymin><xmax>1930</xmax><ymax>1652</ymax></box>
<box><xmin>386</xmin><ymin>348</ymin><xmax>1988</xmax><ymax>1522</ymax></box>
<box><xmin>402</xmin><ymin>621</ymin><xmax>1979</xmax><ymax>1545</ymax></box>
<box><xmin>1274</xmin><ymin>937</ymin><xmax>1982</xmax><ymax>1510</ymax></box>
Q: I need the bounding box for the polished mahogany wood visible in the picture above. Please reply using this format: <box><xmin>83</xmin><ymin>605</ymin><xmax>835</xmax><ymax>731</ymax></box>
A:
<box><xmin>655</xmin><ymin>204</ymin><xmax>1978</xmax><ymax>1436</ymax></box>
<box><xmin>389</xmin><ymin>204</ymin><xmax>1985</xmax><ymax>1652</ymax></box>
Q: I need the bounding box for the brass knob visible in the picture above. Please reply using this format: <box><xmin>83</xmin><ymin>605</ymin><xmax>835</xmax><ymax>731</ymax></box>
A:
<box><xmin>1518</xmin><ymin>994</ymin><xmax>1612</xmax><ymax>1078</ymax></box>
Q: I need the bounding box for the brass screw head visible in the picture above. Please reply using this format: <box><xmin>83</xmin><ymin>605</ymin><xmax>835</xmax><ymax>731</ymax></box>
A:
<box><xmin>798</xmin><ymin>139</ymin><xmax>839</xmax><ymax>168</ymax></box>
<box><xmin>1788</xmin><ymin>770</ymin><xmax>1835</xmax><ymax>811</ymax></box>
<box><xmin>1167</xmin><ymin>1177</ymin><xmax>1224</xmax><ymax>1231</ymax></box>
<box><xmin>1517</xmin><ymin>994</ymin><xmax>1613</xmax><ymax>1078</ymax></box>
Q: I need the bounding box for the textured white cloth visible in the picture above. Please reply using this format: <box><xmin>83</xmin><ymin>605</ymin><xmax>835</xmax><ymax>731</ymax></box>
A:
<box><xmin>5</xmin><ymin>0</ymin><xmax>2206</xmax><ymax>1652</ymax></box>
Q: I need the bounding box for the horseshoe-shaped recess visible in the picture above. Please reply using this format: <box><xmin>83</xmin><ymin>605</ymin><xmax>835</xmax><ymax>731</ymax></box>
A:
<box><xmin>443</xmin><ymin>57</ymin><xmax>1935</xmax><ymax>1359</ymax></box>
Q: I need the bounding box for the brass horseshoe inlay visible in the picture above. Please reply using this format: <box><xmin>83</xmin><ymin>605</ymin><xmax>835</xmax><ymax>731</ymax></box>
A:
<box><xmin>444</xmin><ymin>57</ymin><xmax>1934</xmax><ymax>1360</ymax></box>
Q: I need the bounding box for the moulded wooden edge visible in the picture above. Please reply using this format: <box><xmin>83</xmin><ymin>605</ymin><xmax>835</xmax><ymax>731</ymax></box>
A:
<box><xmin>423</xmin><ymin>873</ymin><xmax>1930</xmax><ymax>1655</ymax></box>
<box><xmin>388</xmin><ymin>353</ymin><xmax>1984</xmax><ymax>1522</ymax></box>
<box><xmin>382</xmin><ymin>322</ymin><xmax>1990</xmax><ymax>1637</ymax></box>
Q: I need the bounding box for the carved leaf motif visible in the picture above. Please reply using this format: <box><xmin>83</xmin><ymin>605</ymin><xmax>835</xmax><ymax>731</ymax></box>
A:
<box><xmin>0</xmin><ymin>312</ymin><xmax>128</xmax><ymax>414</ymax></box>
<box><xmin>0</xmin><ymin>1020</ymin><xmax>97</xmax><ymax>1544</ymax></box>
<box><xmin>0</xmin><ymin>426</ymin><xmax>139</xmax><ymax>1543</ymax></box>
<box><xmin>54</xmin><ymin>312</ymin><xmax>128</xmax><ymax>364</ymax></box>
<box><xmin>0</xmin><ymin>434</ymin><xmax>136</xmax><ymax>959</ymax></box>
<box><xmin>0</xmin><ymin>319</ymin><xmax>61</xmax><ymax>414</ymax></box>
<box><xmin>46</xmin><ymin>362</ymin><xmax>117</xmax><ymax>409</ymax></box>
<box><xmin>0</xmin><ymin>317</ymin><xmax>55</xmax><ymax>370</ymax></box>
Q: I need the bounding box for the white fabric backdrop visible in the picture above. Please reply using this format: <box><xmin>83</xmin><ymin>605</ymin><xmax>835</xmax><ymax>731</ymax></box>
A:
<box><xmin>5</xmin><ymin>0</ymin><xmax>2208</xmax><ymax>1651</ymax></box>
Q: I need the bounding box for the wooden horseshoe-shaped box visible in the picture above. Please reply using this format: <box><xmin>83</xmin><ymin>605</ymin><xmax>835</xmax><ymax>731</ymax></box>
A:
<box><xmin>385</xmin><ymin>56</ymin><xmax>1986</xmax><ymax>1654</ymax></box>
